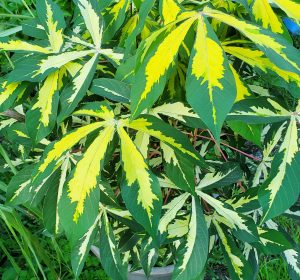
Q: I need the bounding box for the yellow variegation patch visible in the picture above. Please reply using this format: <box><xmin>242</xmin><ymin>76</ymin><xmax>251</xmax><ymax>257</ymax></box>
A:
<box><xmin>0</xmin><ymin>82</ymin><xmax>22</xmax><ymax>106</ymax></box>
<box><xmin>74</xmin><ymin>105</ymin><xmax>115</xmax><ymax>121</ymax></box>
<box><xmin>117</xmin><ymin>126</ymin><xmax>159</xmax><ymax>221</ymax></box>
<box><xmin>0</xmin><ymin>40</ymin><xmax>50</xmax><ymax>54</ymax></box>
<box><xmin>68</xmin><ymin>125</ymin><xmax>115</xmax><ymax>222</ymax></box>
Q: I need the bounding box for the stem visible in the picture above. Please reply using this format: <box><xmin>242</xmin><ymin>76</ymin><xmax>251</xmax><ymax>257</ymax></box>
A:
<box><xmin>0</xmin><ymin>13</ymin><xmax>32</xmax><ymax>19</ymax></box>
<box><xmin>21</xmin><ymin>0</ymin><xmax>35</xmax><ymax>18</ymax></box>
<box><xmin>0</xmin><ymin>143</ymin><xmax>17</xmax><ymax>174</ymax></box>
<box><xmin>0</xmin><ymin>109</ymin><xmax>25</xmax><ymax>121</ymax></box>
<box><xmin>3</xmin><ymin>51</ymin><xmax>14</xmax><ymax>69</ymax></box>
<box><xmin>207</xmin><ymin>130</ymin><xmax>228</xmax><ymax>162</ymax></box>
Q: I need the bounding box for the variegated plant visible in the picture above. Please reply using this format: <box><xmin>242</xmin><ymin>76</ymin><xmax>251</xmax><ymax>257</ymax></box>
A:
<box><xmin>1</xmin><ymin>0</ymin><xmax>300</xmax><ymax>279</ymax></box>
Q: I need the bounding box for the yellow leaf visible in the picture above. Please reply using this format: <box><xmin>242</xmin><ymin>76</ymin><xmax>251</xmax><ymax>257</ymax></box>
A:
<box><xmin>68</xmin><ymin>125</ymin><xmax>115</xmax><ymax>222</ymax></box>
<box><xmin>161</xmin><ymin>0</ymin><xmax>181</xmax><ymax>25</ymax></box>
<box><xmin>273</xmin><ymin>0</ymin><xmax>300</xmax><ymax>25</ymax></box>
<box><xmin>230</xmin><ymin>65</ymin><xmax>251</xmax><ymax>102</ymax></box>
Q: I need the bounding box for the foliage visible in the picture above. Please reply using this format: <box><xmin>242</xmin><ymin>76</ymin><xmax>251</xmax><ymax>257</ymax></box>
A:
<box><xmin>0</xmin><ymin>0</ymin><xmax>300</xmax><ymax>279</ymax></box>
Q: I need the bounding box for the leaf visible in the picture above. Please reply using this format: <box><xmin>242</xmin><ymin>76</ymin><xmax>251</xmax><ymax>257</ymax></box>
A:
<box><xmin>224</xmin><ymin>46</ymin><xmax>300</xmax><ymax>91</ymax></box>
<box><xmin>228</xmin><ymin>98</ymin><xmax>291</xmax><ymax>124</ymax></box>
<box><xmin>251</xmin><ymin>0</ymin><xmax>284</xmax><ymax>33</ymax></box>
<box><xmin>230</xmin><ymin>65</ymin><xmax>252</xmax><ymax>102</ymax></box>
<box><xmin>158</xmin><ymin>193</ymin><xmax>190</xmax><ymax>234</ymax></box>
<box><xmin>0</xmin><ymin>26</ymin><xmax>22</xmax><ymax>38</ymax></box>
<box><xmin>140</xmin><ymin>237</ymin><xmax>158</xmax><ymax>277</ymax></box>
<box><xmin>0</xmin><ymin>40</ymin><xmax>50</xmax><ymax>54</ymax></box>
<box><xmin>71</xmin><ymin>213</ymin><xmax>101</xmax><ymax>277</ymax></box>
<box><xmin>73</xmin><ymin>102</ymin><xmax>115</xmax><ymax>120</ymax></box>
<box><xmin>256</xmin><ymin>227</ymin><xmax>292</xmax><ymax>255</ymax></box>
<box><xmin>186</xmin><ymin>16</ymin><xmax>236</xmax><ymax>140</ymax></box>
<box><xmin>58</xmin><ymin>53</ymin><xmax>100</xmax><ymax>122</ymax></box>
<box><xmin>90</xmin><ymin>78</ymin><xmax>130</xmax><ymax>103</ymax></box>
<box><xmin>259</xmin><ymin>117</ymin><xmax>300</xmax><ymax>222</ymax></box>
<box><xmin>74</xmin><ymin>0</ymin><xmax>102</xmax><ymax>48</ymax></box>
<box><xmin>272</xmin><ymin>0</ymin><xmax>300</xmax><ymax>25</ymax></box>
<box><xmin>126</xmin><ymin>115</ymin><xmax>201</xmax><ymax>163</ymax></box>
<box><xmin>204</xmin><ymin>7</ymin><xmax>300</xmax><ymax>75</ymax></box>
<box><xmin>284</xmin><ymin>249</ymin><xmax>300</xmax><ymax>280</ymax></box>
<box><xmin>197</xmin><ymin>191</ymin><xmax>258</xmax><ymax>242</ymax></box>
<box><xmin>0</xmin><ymin>81</ymin><xmax>27</xmax><ymax>112</ymax></box>
<box><xmin>131</xmin><ymin>17</ymin><xmax>196</xmax><ymax>119</ymax></box>
<box><xmin>172</xmin><ymin>197</ymin><xmax>208</xmax><ymax>280</ymax></box>
<box><xmin>36</xmin><ymin>0</ymin><xmax>65</xmax><ymax>53</ymax></box>
<box><xmin>99</xmin><ymin>211</ymin><xmax>128</xmax><ymax>280</ymax></box>
<box><xmin>227</xmin><ymin>120</ymin><xmax>262</xmax><ymax>147</ymax></box>
<box><xmin>118</xmin><ymin>125</ymin><xmax>162</xmax><ymax>238</ymax></box>
<box><xmin>197</xmin><ymin>163</ymin><xmax>243</xmax><ymax>191</ymax></box>
<box><xmin>160</xmin><ymin>0</ymin><xmax>181</xmax><ymax>25</ymax></box>
<box><xmin>213</xmin><ymin>220</ymin><xmax>254</xmax><ymax>280</ymax></box>
<box><xmin>68</xmin><ymin>125</ymin><xmax>115</xmax><ymax>222</ymax></box>
<box><xmin>33</xmin><ymin>122</ymin><xmax>104</xmax><ymax>185</ymax></box>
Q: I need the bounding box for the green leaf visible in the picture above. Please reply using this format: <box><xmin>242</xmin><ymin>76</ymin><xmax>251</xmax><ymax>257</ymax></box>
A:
<box><xmin>186</xmin><ymin>15</ymin><xmax>236</xmax><ymax>140</ymax></box>
<box><xmin>140</xmin><ymin>237</ymin><xmax>158</xmax><ymax>277</ymax></box>
<box><xmin>172</xmin><ymin>197</ymin><xmax>208</xmax><ymax>280</ymax></box>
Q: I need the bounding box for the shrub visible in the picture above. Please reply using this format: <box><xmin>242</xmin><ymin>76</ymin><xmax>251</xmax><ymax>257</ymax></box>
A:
<box><xmin>0</xmin><ymin>0</ymin><xmax>300</xmax><ymax>279</ymax></box>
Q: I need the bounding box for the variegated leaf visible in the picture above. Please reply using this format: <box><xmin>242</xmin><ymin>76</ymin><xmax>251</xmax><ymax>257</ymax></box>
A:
<box><xmin>130</xmin><ymin>17</ymin><xmax>196</xmax><ymax>119</ymax></box>
<box><xmin>0</xmin><ymin>40</ymin><xmax>51</xmax><ymax>54</ymax></box>
<box><xmin>272</xmin><ymin>0</ymin><xmax>300</xmax><ymax>25</ymax></box>
<box><xmin>172</xmin><ymin>197</ymin><xmax>208</xmax><ymax>280</ymax></box>
<box><xmin>158</xmin><ymin>193</ymin><xmax>190</xmax><ymax>234</ymax></box>
<box><xmin>71</xmin><ymin>212</ymin><xmax>101</xmax><ymax>277</ymax></box>
<box><xmin>251</xmin><ymin>0</ymin><xmax>284</xmax><ymax>33</ymax></box>
<box><xmin>58</xmin><ymin>53</ymin><xmax>100</xmax><ymax>122</ymax></box>
<box><xmin>99</xmin><ymin>211</ymin><xmax>128</xmax><ymax>280</ymax></box>
<box><xmin>259</xmin><ymin>117</ymin><xmax>300</xmax><ymax>222</ymax></box>
<box><xmin>160</xmin><ymin>0</ymin><xmax>182</xmax><ymax>25</ymax></box>
<box><xmin>74</xmin><ymin>0</ymin><xmax>102</xmax><ymax>48</ymax></box>
<box><xmin>186</xmin><ymin>15</ymin><xmax>236</xmax><ymax>140</ymax></box>
<box><xmin>284</xmin><ymin>249</ymin><xmax>300</xmax><ymax>280</ymax></box>
<box><xmin>36</xmin><ymin>0</ymin><xmax>65</xmax><ymax>53</ymax></box>
<box><xmin>126</xmin><ymin>115</ymin><xmax>201</xmax><ymax>163</ymax></box>
<box><xmin>118</xmin><ymin>125</ymin><xmax>162</xmax><ymax>238</ymax></box>
<box><xmin>204</xmin><ymin>7</ymin><xmax>300</xmax><ymax>75</ymax></box>
<box><xmin>68</xmin><ymin>126</ymin><xmax>115</xmax><ymax>222</ymax></box>
<box><xmin>0</xmin><ymin>81</ymin><xmax>27</xmax><ymax>112</ymax></box>
<box><xmin>213</xmin><ymin>219</ymin><xmax>254</xmax><ymax>280</ymax></box>
<box><xmin>197</xmin><ymin>191</ymin><xmax>258</xmax><ymax>242</ymax></box>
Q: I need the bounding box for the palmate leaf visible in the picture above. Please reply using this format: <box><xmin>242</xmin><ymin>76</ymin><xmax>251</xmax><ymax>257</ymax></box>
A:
<box><xmin>130</xmin><ymin>16</ymin><xmax>197</xmax><ymax>119</ymax></box>
<box><xmin>186</xmin><ymin>15</ymin><xmax>236</xmax><ymax>140</ymax></box>
<box><xmin>213</xmin><ymin>219</ymin><xmax>254</xmax><ymax>280</ymax></box>
<box><xmin>259</xmin><ymin>116</ymin><xmax>300</xmax><ymax>222</ymax></box>
<box><xmin>117</xmin><ymin>125</ymin><xmax>162</xmax><ymax>238</ymax></box>
<box><xmin>204</xmin><ymin>7</ymin><xmax>300</xmax><ymax>76</ymax></box>
<box><xmin>172</xmin><ymin>197</ymin><xmax>208</xmax><ymax>280</ymax></box>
